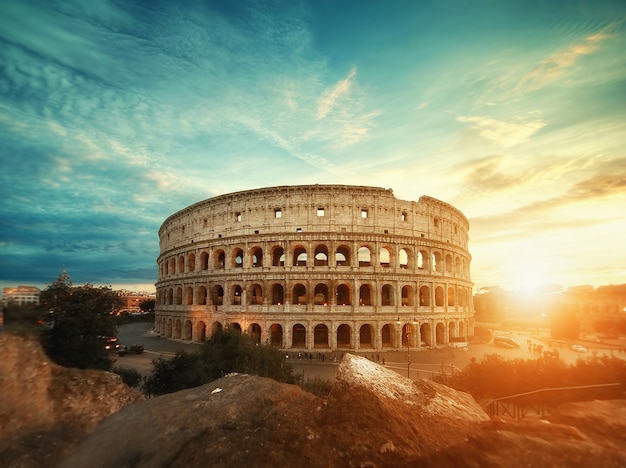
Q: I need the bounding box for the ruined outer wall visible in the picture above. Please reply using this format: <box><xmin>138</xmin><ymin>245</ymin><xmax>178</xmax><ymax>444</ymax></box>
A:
<box><xmin>155</xmin><ymin>185</ymin><xmax>474</xmax><ymax>351</ymax></box>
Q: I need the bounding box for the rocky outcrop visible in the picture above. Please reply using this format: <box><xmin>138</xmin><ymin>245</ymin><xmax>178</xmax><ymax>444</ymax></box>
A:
<box><xmin>0</xmin><ymin>332</ymin><xmax>142</xmax><ymax>467</ymax></box>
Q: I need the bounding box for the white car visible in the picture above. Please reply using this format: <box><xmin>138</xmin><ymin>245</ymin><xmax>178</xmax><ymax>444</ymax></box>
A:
<box><xmin>571</xmin><ymin>344</ymin><xmax>587</xmax><ymax>353</ymax></box>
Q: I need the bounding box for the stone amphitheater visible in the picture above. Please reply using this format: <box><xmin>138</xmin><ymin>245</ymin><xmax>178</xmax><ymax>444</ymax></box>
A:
<box><xmin>154</xmin><ymin>185</ymin><xmax>474</xmax><ymax>351</ymax></box>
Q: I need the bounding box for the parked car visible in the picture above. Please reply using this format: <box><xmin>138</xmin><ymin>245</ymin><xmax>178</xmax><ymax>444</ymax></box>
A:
<box><xmin>117</xmin><ymin>344</ymin><xmax>145</xmax><ymax>356</ymax></box>
<box><xmin>571</xmin><ymin>344</ymin><xmax>588</xmax><ymax>353</ymax></box>
<box><xmin>494</xmin><ymin>336</ymin><xmax>520</xmax><ymax>348</ymax></box>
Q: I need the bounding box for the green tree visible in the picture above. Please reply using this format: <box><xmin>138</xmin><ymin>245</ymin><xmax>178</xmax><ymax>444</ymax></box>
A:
<box><xmin>139</xmin><ymin>299</ymin><xmax>155</xmax><ymax>313</ymax></box>
<box><xmin>143</xmin><ymin>329</ymin><xmax>297</xmax><ymax>396</ymax></box>
<box><xmin>38</xmin><ymin>271</ymin><xmax>123</xmax><ymax>371</ymax></box>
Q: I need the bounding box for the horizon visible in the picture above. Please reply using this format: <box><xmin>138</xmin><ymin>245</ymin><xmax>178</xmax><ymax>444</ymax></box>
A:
<box><xmin>1</xmin><ymin>1</ymin><xmax>625</xmax><ymax>294</ymax></box>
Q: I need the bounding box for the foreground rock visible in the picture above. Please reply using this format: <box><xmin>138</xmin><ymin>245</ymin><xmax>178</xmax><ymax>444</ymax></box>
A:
<box><xmin>0</xmin><ymin>332</ymin><xmax>143</xmax><ymax>467</ymax></box>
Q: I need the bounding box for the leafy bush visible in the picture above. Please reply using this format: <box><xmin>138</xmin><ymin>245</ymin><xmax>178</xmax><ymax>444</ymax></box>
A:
<box><xmin>113</xmin><ymin>366</ymin><xmax>142</xmax><ymax>388</ymax></box>
<box><xmin>143</xmin><ymin>329</ymin><xmax>297</xmax><ymax>396</ymax></box>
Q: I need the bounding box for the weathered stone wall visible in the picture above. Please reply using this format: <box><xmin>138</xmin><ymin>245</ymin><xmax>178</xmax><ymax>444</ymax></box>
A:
<box><xmin>155</xmin><ymin>185</ymin><xmax>474</xmax><ymax>351</ymax></box>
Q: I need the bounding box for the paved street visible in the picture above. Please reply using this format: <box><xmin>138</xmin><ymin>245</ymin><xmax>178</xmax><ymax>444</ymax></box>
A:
<box><xmin>114</xmin><ymin>322</ymin><xmax>626</xmax><ymax>381</ymax></box>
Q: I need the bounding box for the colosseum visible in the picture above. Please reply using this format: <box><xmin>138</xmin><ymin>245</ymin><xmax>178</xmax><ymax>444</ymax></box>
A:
<box><xmin>155</xmin><ymin>185</ymin><xmax>474</xmax><ymax>352</ymax></box>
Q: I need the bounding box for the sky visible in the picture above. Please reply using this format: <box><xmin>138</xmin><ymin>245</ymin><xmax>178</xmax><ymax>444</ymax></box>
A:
<box><xmin>0</xmin><ymin>0</ymin><xmax>625</xmax><ymax>295</ymax></box>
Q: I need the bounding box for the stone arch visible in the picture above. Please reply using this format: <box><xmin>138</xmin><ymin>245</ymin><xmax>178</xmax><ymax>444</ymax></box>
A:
<box><xmin>336</xmin><ymin>283</ymin><xmax>351</xmax><ymax>306</ymax></box>
<box><xmin>293</xmin><ymin>246</ymin><xmax>307</xmax><ymax>266</ymax></box>
<box><xmin>448</xmin><ymin>286</ymin><xmax>455</xmax><ymax>306</ymax></box>
<box><xmin>169</xmin><ymin>257</ymin><xmax>176</xmax><ymax>275</ymax></box>
<box><xmin>432</xmin><ymin>251</ymin><xmax>441</xmax><ymax>272</ymax></box>
<box><xmin>381</xmin><ymin>284</ymin><xmax>394</xmax><ymax>306</ymax></box>
<box><xmin>229</xmin><ymin>322</ymin><xmax>242</xmax><ymax>333</ymax></box>
<box><xmin>435</xmin><ymin>322</ymin><xmax>445</xmax><ymax>345</ymax></box>
<box><xmin>176</xmin><ymin>287</ymin><xmax>183</xmax><ymax>305</ymax></box>
<box><xmin>215</xmin><ymin>250</ymin><xmax>225</xmax><ymax>269</ymax></box>
<box><xmin>167</xmin><ymin>288</ymin><xmax>173</xmax><ymax>305</ymax></box>
<box><xmin>173</xmin><ymin>319</ymin><xmax>182</xmax><ymax>339</ymax></box>
<box><xmin>381</xmin><ymin>323</ymin><xmax>394</xmax><ymax>348</ymax></box>
<box><xmin>314</xmin><ymin>283</ymin><xmax>329</xmax><ymax>305</ymax></box>
<box><xmin>359</xmin><ymin>324</ymin><xmax>374</xmax><ymax>348</ymax></box>
<box><xmin>269</xmin><ymin>323</ymin><xmax>283</xmax><ymax>347</ymax></box>
<box><xmin>335</xmin><ymin>245</ymin><xmax>350</xmax><ymax>266</ymax></box>
<box><xmin>399</xmin><ymin>248</ymin><xmax>409</xmax><ymax>269</ymax></box>
<box><xmin>314</xmin><ymin>324</ymin><xmax>329</xmax><ymax>348</ymax></box>
<box><xmin>455</xmin><ymin>256</ymin><xmax>462</xmax><ymax>276</ymax></box>
<box><xmin>248</xmin><ymin>323</ymin><xmax>261</xmax><ymax>344</ymax></box>
<box><xmin>418</xmin><ymin>250</ymin><xmax>428</xmax><ymax>270</ymax></box>
<box><xmin>232</xmin><ymin>284</ymin><xmax>243</xmax><ymax>305</ymax></box>
<box><xmin>200</xmin><ymin>251</ymin><xmax>209</xmax><ymax>270</ymax></box>
<box><xmin>336</xmin><ymin>324</ymin><xmax>351</xmax><ymax>348</ymax></box>
<box><xmin>379</xmin><ymin>246</ymin><xmax>392</xmax><ymax>267</ymax></box>
<box><xmin>445</xmin><ymin>253</ymin><xmax>453</xmax><ymax>273</ymax></box>
<box><xmin>251</xmin><ymin>247</ymin><xmax>263</xmax><ymax>267</ymax></box>
<box><xmin>233</xmin><ymin>248</ymin><xmax>244</xmax><ymax>268</ymax></box>
<box><xmin>314</xmin><ymin>244</ymin><xmax>329</xmax><ymax>266</ymax></box>
<box><xmin>272</xmin><ymin>246</ymin><xmax>285</xmax><ymax>266</ymax></box>
<box><xmin>271</xmin><ymin>283</ymin><xmax>284</xmax><ymax>305</ymax></box>
<box><xmin>401</xmin><ymin>285</ymin><xmax>414</xmax><ymax>306</ymax></box>
<box><xmin>166</xmin><ymin>318</ymin><xmax>173</xmax><ymax>337</ymax></box>
<box><xmin>212</xmin><ymin>285</ymin><xmax>224</xmax><ymax>305</ymax></box>
<box><xmin>185</xmin><ymin>286</ymin><xmax>193</xmax><ymax>305</ymax></box>
<box><xmin>292</xmin><ymin>323</ymin><xmax>306</xmax><ymax>348</ymax></box>
<box><xmin>188</xmin><ymin>253</ymin><xmax>196</xmax><ymax>272</ymax></box>
<box><xmin>293</xmin><ymin>283</ymin><xmax>307</xmax><ymax>305</ymax></box>
<box><xmin>420</xmin><ymin>323</ymin><xmax>432</xmax><ymax>347</ymax></box>
<box><xmin>178</xmin><ymin>256</ymin><xmax>184</xmax><ymax>274</ymax></box>
<box><xmin>358</xmin><ymin>246</ymin><xmax>372</xmax><ymax>267</ymax></box>
<box><xmin>359</xmin><ymin>283</ymin><xmax>372</xmax><ymax>306</ymax></box>
<box><xmin>435</xmin><ymin>286</ymin><xmax>444</xmax><ymax>307</ymax></box>
<box><xmin>249</xmin><ymin>283</ymin><xmax>263</xmax><ymax>305</ymax></box>
<box><xmin>448</xmin><ymin>321</ymin><xmax>456</xmax><ymax>342</ymax></box>
<box><xmin>211</xmin><ymin>321</ymin><xmax>223</xmax><ymax>336</ymax></box>
<box><xmin>197</xmin><ymin>285</ymin><xmax>207</xmax><ymax>305</ymax></box>
<box><xmin>419</xmin><ymin>286</ymin><xmax>430</xmax><ymax>306</ymax></box>
<box><xmin>183</xmin><ymin>320</ymin><xmax>192</xmax><ymax>340</ymax></box>
<box><xmin>195</xmin><ymin>321</ymin><xmax>207</xmax><ymax>341</ymax></box>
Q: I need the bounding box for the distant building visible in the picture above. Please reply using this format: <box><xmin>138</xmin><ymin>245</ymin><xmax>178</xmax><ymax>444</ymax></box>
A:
<box><xmin>2</xmin><ymin>286</ymin><xmax>41</xmax><ymax>307</ymax></box>
<box><xmin>115</xmin><ymin>290</ymin><xmax>156</xmax><ymax>314</ymax></box>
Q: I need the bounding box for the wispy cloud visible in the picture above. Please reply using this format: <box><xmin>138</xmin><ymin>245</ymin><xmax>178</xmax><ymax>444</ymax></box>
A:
<box><xmin>316</xmin><ymin>67</ymin><xmax>357</xmax><ymax>120</ymax></box>
<box><xmin>456</xmin><ymin>113</ymin><xmax>545</xmax><ymax>147</ymax></box>
<box><xmin>514</xmin><ymin>22</ymin><xmax>620</xmax><ymax>92</ymax></box>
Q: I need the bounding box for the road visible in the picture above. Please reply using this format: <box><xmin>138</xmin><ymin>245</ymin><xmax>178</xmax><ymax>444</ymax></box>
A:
<box><xmin>114</xmin><ymin>322</ymin><xmax>626</xmax><ymax>381</ymax></box>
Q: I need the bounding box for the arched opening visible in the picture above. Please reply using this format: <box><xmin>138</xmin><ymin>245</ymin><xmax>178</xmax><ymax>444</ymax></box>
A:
<box><xmin>401</xmin><ymin>323</ymin><xmax>416</xmax><ymax>348</ymax></box>
<box><xmin>381</xmin><ymin>324</ymin><xmax>393</xmax><ymax>348</ymax></box>
<box><xmin>229</xmin><ymin>322</ymin><xmax>242</xmax><ymax>333</ymax></box>
<box><xmin>166</xmin><ymin>318</ymin><xmax>173</xmax><ymax>337</ymax></box>
<box><xmin>293</xmin><ymin>283</ymin><xmax>307</xmax><ymax>305</ymax></box>
<box><xmin>401</xmin><ymin>285</ymin><xmax>414</xmax><ymax>306</ymax></box>
<box><xmin>420</xmin><ymin>323</ymin><xmax>432</xmax><ymax>347</ymax></box>
<box><xmin>176</xmin><ymin>287</ymin><xmax>183</xmax><ymax>305</ymax></box>
<box><xmin>359</xmin><ymin>284</ymin><xmax>372</xmax><ymax>306</ymax></box>
<box><xmin>456</xmin><ymin>257</ymin><xmax>461</xmax><ymax>276</ymax></box>
<box><xmin>167</xmin><ymin>289</ymin><xmax>173</xmax><ymax>305</ymax></box>
<box><xmin>248</xmin><ymin>323</ymin><xmax>261</xmax><ymax>344</ymax></box>
<box><xmin>314</xmin><ymin>324</ymin><xmax>329</xmax><ymax>348</ymax></box>
<box><xmin>448</xmin><ymin>322</ymin><xmax>456</xmax><ymax>342</ymax></box>
<box><xmin>399</xmin><ymin>248</ymin><xmax>409</xmax><ymax>269</ymax></box>
<box><xmin>445</xmin><ymin>254</ymin><xmax>453</xmax><ymax>273</ymax></box>
<box><xmin>249</xmin><ymin>283</ymin><xmax>263</xmax><ymax>305</ymax></box>
<box><xmin>197</xmin><ymin>286</ymin><xmax>207</xmax><ymax>305</ymax></box>
<box><xmin>211</xmin><ymin>321</ymin><xmax>223</xmax><ymax>336</ymax></box>
<box><xmin>183</xmin><ymin>320</ymin><xmax>192</xmax><ymax>340</ymax></box>
<box><xmin>271</xmin><ymin>283</ymin><xmax>284</xmax><ymax>305</ymax></box>
<box><xmin>435</xmin><ymin>287</ymin><xmax>444</xmax><ymax>307</ymax></box>
<box><xmin>336</xmin><ymin>283</ymin><xmax>351</xmax><ymax>306</ymax></box>
<box><xmin>169</xmin><ymin>258</ymin><xmax>176</xmax><ymax>275</ymax></box>
<box><xmin>432</xmin><ymin>252</ymin><xmax>441</xmax><ymax>272</ymax></box>
<box><xmin>293</xmin><ymin>246</ymin><xmax>307</xmax><ymax>266</ymax></box>
<box><xmin>188</xmin><ymin>253</ymin><xmax>196</xmax><ymax>272</ymax></box>
<box><xmin>173</xmin><ymin>319</ymin><xmax>182</xmax><ymax>339</ymax></box>
<box><xmin>232</xmin><ymin>285</ymin><xmax>242</xmax><ymax>305</ymax></box>
<box><xmin>269</xmin><ymin>324</ymin><xmax>283</xmax><ymax>347</ymax></box>
<box><xmin>314</xmin><ymin>283</ymin><xmax>329</xmax><ymax>305</ymax></box>
<box><xmin>314</xmin><ymin>245</ymin><xmax>328</xmax><ymax>266</ymax></box>
<box><xmin>212</xmin><ymin>285</ymin><xmax>224</xmax><ymax>306</ymax></box>
<box><xmin>195</xmin><ymin>321</ymin><xmax>207</xmax><ymax>341</ymax></box>
<box><xmin>436</xmin><ymin>322</ymin><xmax>445</xmax><ymax>345</ymax></box>
<box><xmin>448</xmin><ymin>287</ymin><xmax>455</xmax><ymax>306</ymax></box>
<box><xmin>272</xmin><ymin>246</ymin><xmax>285</xmax><ymax>267</ymax></box>
<box><xmin>200</xmin><ymin>252</ymin><xmax>209</xmax><ymax>270</ymax></box>
<box><xmin>359</xmin><ymin>324</ymin><xmax>374</xmax><ymax>348</ymax></box>
<box><xmin>252</xmin><ymin>247</ymin><xmax>263</xmax><ymax>267</ymax></box>
<box><xmin>215</xmin><ymin>250</ymin><xmax>225</xmax><ymax>269</ymax></box>
<box><xmin>358</xmin><ymin>246</ymin><xmax>372</xmax><ymax>267</ymax></box>
<box><xmin>233</xmin><ymin>248</ymin><xmax>244</xmax><ymax>268</ymax></box>
<box><xmin>292</xmin><ymin>323</ymin><xmax>306</xmax><ymax>348</ymax></box>
<box><xmin>178</xmin><ymin>256</ymin><xmax>184</xmax><ymax>274</ymax></box>
<box><xmin>381</xmin><ymin>284</ymin><xmax>393</xmax><ymax>306</ymax></box>
<box><xmin>335</xmin><ymin>245</ymin><xmax>350</xmax><ymax>266</ymax></box>
<box><xmin>419</xmin><ymin>286</ymin><xmax>430</xmax><ymax>306</ymax></box>
<box><xmin>185</xmin><ymin>286</ymin><xmax>193</xmax><ymax>305</ymax></box>
<box><xmin>379</xmin><ymin>247</ymin><xmax>391</xmax><ymax>267</ymax></box>
<box><xmin>336</xmin><ymin>324</ymin><xmax>351</xmax><ymax>348</ymax></box>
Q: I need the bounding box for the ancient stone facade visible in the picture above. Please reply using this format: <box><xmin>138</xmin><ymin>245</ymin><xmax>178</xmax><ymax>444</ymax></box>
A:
<box><xmin>154</xmin><ymin>185</ymin><xmax>474</xmax><ymax>351</ymax></box>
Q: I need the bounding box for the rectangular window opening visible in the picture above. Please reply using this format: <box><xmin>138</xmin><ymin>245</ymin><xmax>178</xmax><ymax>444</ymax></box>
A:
<box><xmin>275</xmin><ymin>208</ymin><xmax>282</xmax><ymax>218</ymax></box>
<box><xmin>361</xmin><ymin>209</ymin><xmax>368</xmax><ymax>218</ymax></box>
<box><xmin>317</xmin><ymin>207</ymin><xmax>325</xmax><ymax>217</ymax></box>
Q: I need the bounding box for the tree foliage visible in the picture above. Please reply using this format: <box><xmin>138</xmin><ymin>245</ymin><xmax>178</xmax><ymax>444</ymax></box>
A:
<box><xmin>143</xmin><ymin>329</ymin><xmax>297</xmax><ymax>396</ymax></box>
<box><xmin>139</xmin><ymin>299</ymin><xmax>155</xmax><ymax>312</ymax></box>
<box><xmin>38</xmin><ymin>271</ymin><xmax>123</xmax><ymax>371</ymax></box>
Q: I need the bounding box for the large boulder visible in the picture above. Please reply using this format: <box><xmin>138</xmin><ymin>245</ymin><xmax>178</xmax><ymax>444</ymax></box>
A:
<box><xmin>0</xmin><ymin>332</ymin><xmax>142</xmax><ymax>467</ymax></box>
<box><xmin>62</xmin><ymin>354</ymin><xmax>491</xmax><ymax>467</ymax></box>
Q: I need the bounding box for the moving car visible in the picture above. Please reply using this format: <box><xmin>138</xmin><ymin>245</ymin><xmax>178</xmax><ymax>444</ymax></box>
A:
<box><xmin>493</xmin><ymin>336</ymin><xmax>520</xmax><ymax>348</ymax></box>
<box><xmin>571</xmin><ymin>344</ymin><xmax>588</xmax><ymax>353</ymax></box>
<box><xmin>117</xmin><ymin>344</ymin><xmax>145</xmax><ymax>356</ymax></box>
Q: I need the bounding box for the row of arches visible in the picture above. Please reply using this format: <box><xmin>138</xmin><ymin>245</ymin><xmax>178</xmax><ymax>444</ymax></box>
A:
<box><xmin>159</xmin><ymin>243</ymin><xmax>469</xmax><ymax>279</ymax></box>
<box><xmin>157</xmin><ymin>281</ymin><xmax>472</xmax><ymax>309</ymax></box>
<box><xmin>155</xmin><ymin>317</ymin><xmax>469</xmax><ymax>350</ymax></box>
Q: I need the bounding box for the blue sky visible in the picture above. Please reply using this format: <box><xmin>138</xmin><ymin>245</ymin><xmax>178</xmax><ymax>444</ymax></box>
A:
<box><xmin>1</xmin><ymin>0</ymin><xmax>624</xmax><ymax>294</ymax></box>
